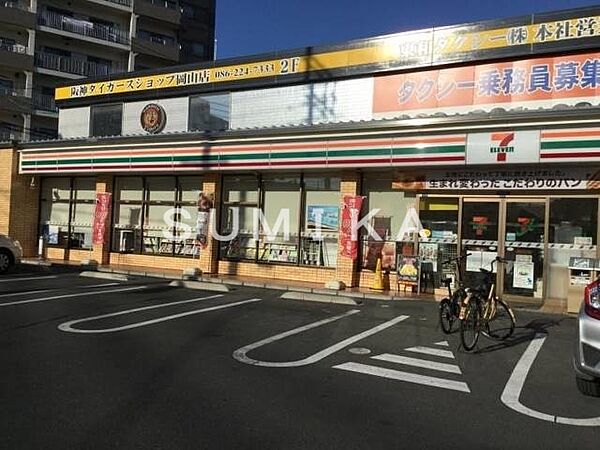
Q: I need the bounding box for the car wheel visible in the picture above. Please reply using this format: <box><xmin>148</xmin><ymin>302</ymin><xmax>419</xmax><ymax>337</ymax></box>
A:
<box><xmin>0</xmin><ymin>249</ymin><xmax>13</xmax><ymax>274</ymax></box>
<box><xmin>576</xmin><ymin>376</ymin><xmax>600</xmax><ymax>397</ymax></box>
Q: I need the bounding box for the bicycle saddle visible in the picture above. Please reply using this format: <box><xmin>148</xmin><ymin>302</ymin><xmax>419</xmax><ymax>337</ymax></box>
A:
<box><xmin>441</xmin><ymin>278</ymin><xmax>453</xmax><ymax>286</ymax></box>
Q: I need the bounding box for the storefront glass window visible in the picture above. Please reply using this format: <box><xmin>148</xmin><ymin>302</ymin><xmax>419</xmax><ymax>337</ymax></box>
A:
<box><xmin>547</xmin><ymin>198</ymin><xmax>598</xmax><ymax>301</ymax></box>
<box><xmin>259</xmin><ymin>175</ymin><xmax>301</xmax><ymax>264</ymax></box>
<box><xmin>219</xmin><ymin>174</ymin><xmax>340</xmax><ymax>268</ymax></box>
<box><xmin>39</xmin><ymin>177</ymin><xmax>95</xmax><ymax>250</ymax></box>
<box><xmin>113</xmin><ymin>176</ymin><xmax>202</xmax><ymax>256</ymax></box>
<box><xmin>418</xmin><ymin>197</ymin><xmax>459</xmax><ymax>289</ymax></box>
<box><xmin>302</xmin><ymin>176</ymin><xmax>340</xmax><ymax>268</ymax></box>
<box><xmin>113</xmin><ymin>177</ymin><xmax>144</xmax><ymax>253</ymax></box>
<box><xmin>69</xmin><ymin>178</ymin><xmax>95</xmax><ymax>249</ymax></box>
<box><xmin>361</xmin><ymin>175</ymin><xmax>417</xmax><ymax>271</ymax></box>
<box><xmin>220</xmin><ymin>175</ymin><xmax>259</xmax><ymax>261</ymax></box>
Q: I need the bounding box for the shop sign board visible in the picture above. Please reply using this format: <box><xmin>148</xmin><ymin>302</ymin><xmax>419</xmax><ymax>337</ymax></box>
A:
<box><xmin>340</xmin><ymin>196</ymin><xmax>364</xmax><ymax>260</ymax></box>
<box><xmin>393</xmin><ymin>168</ymin><xmax>600</xmax><ymax>191</ymax></box>
<box><xmin>373</xmin><ymin>51</ymin><xmax>600</xmax><ymax>117</ymax></box>
<box><xmin>55</xmin><ymin>10</ymin><xmax>600</xmax><ymax>101</ymax></box>
<box><xmin>466</xmin><ymin>131</ymin><xmax>540</xmax><ymax>164</ymax></box>
<box><xmin>92</xmin><ymin>193</ymin><xmax>112</xmax><ymax>245</ymax></box>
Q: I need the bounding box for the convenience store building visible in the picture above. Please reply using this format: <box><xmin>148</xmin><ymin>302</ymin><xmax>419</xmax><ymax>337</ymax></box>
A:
<box><xmin>3</xmin><ymin>7</ymin><xmax>600</xmax><ymax>311</ymax></box>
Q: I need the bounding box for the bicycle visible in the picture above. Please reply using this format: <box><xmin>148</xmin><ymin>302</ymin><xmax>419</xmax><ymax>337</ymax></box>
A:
<box><xmin>438</xmin><ymin>253</ymin><xmax>471</xmax><ymax>334</ymax></box>
<box><xmin>459</xmin><ymin>256</ymin><xmax>517</xmax><ymax>351</ymax></box>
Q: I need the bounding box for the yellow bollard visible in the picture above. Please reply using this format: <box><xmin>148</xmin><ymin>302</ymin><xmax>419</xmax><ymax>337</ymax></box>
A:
<box><xmin>371</xmin><ymin>257</ymin><xmax>384</xmax><ymax>291</ymax></box>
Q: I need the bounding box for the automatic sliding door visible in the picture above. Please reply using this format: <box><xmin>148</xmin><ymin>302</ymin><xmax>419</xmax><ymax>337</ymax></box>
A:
<box><xmin>503</xmin><ymin>201</ymin><xmax>546</xmax><ymax>299</ymax></box>
<box><xmin>461</xmin><ymin>201</ymin><xmax>500</xmax><ymax>287</ymax></box>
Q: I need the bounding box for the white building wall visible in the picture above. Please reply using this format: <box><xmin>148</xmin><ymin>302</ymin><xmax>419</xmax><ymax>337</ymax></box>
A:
<box><xmin>58</xmin><ymin>107</ymin><xmax>90</xmax><ymax>139</ymax></box>
<box><xmin>122</xmin><ymin>97</ymin><xmax>189</xmax><ymax>135</ymax></box>
<box><xmin>230</xmin><ymin>77</ymin><xmax>374</xmax><ymax>129</ymax></box>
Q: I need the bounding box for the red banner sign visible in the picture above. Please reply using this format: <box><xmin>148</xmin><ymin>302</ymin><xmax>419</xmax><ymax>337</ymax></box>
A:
<box><xmin>92</xmin><ymin>193</ymin><xmax>112</xmax><ymax>246</ymax></box>
<box><xmin>340</xmin><ymin>195</ymin><xmax>364</xmax><ymax>260</ymax></box>
<box><xmin>374</xmin><ymin>51</ymin><xmax>600</xmax><ymax>116</ymax></box>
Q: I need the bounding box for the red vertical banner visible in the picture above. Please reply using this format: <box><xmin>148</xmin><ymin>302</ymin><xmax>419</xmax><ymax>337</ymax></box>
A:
<box><xmin>92</xmin><ymin>193</ymin><xmax>112</xmax><ymax>245</ymax></box>
<box><xmin>340</xmin><ymin>195</ymin><xmax>365</xmax><ymax>260</ymax></box>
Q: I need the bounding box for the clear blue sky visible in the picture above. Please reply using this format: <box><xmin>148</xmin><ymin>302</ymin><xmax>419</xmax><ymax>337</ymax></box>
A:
<box><xmin>215</xmin><ymin>0</ymin><xmax>600</xmax><ymax>59</ymax></box>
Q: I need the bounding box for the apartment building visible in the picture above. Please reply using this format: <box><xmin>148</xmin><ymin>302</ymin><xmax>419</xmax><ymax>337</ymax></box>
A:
<box><xmin>0</xmin><ymin>0</ymin><xmax>215</xmax><ymax>142</ymax></box>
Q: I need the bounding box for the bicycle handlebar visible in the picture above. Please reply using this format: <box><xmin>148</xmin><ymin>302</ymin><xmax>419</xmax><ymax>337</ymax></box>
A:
<box><xmin>442</xmin><ymin>253</ymin><xmax>472</xmax><ymax>265</ymax></box>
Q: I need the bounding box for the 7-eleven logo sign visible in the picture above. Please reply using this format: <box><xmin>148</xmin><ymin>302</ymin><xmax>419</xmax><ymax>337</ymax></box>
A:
<box><xmin>490</xmin><ymin>133</ymin><xmax>515</xmax><ymax>162</ymax></box>
<box><xmin>466</xmin><ymin>131</ymin><xmax>540</xmax><ymax>165</ymax></box>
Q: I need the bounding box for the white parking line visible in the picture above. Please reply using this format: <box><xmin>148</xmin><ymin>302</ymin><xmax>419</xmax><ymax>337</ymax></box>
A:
<box><xmin>332</xmin><ymin>362</ymin><xmax>471</xmax><ymax>393</ymax></box>
<box><xmin>0</xmin><ymin>275</ymin><xmax>58</xmax><ymax>283</ymax></box>
<box><xmin>405</xmin><ymin>346</ymin><xmax>455</xmax><ymax>359</ymax></box>
<box><xmin>58</xmin><ymin>297</ymin><xmax>261</xmax><ymax>333</ymax></box>
<box><xmin>233</xmin><ymin>313</ymin><xmax>409</xmax><ymax>367</ymax></box>
<box><xmin>372</xmin><ymin>353</ymin><xmax>462</xmax><ymax>374</ymax></box>
<box><xmin>0</xmin><ymin>285</ymin><xmax>147</xmax><ymax>307</ymax></box>
<box><xmin>501</xmin><ymin>333</ymin><xmax>600</xmax><ymax>427</ymax></box>
<box><xmin>84</xmin><ymin>283</ymin><xmax>121</xmax><ymax>288</ymax></box>
<box><xmin>0</xmin><ymin>289</ymin><xmax>52</xmax><ymax>298</ymax></box>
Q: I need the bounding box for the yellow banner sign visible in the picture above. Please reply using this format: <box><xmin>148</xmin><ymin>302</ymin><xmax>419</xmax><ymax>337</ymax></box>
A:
<box><xmin>55</xmin><ymin>14</ymin><xmax>600</xmax><ymax>101</ymax></box>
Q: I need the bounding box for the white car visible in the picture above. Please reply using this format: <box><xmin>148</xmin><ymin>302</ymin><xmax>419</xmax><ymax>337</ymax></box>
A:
<box><xmin>573</xmin><ymin>278</ymin><xmax>600</xmax><ymax>396</ymax></box>
<box><xmin>0</xmin><ymin>234</ymin><xmax>22</xmax><ymax>274</ymax></box>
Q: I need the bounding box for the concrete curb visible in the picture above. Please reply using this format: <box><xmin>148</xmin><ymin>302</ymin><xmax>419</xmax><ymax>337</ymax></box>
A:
<box><xmin>280</xmin><ymin>291</ymin><xmax>359</xmax><ymax>305</ymax></box>
<box><xmin>80</xmin><ymin>271</ymin><xmax>129</xmax><ymax>281</ymax></box>
<box><xmin>169</xmin><ymin>280</ymin><xmax>230</xmax><ymax>292</ymax></box>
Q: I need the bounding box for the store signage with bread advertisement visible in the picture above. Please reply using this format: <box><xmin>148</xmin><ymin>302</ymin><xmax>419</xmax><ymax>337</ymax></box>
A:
<box><xmin>466</xmin><ymin>131</ymin><xmax>540</xmax><ymax>164</ymax></box>
<box><xmin>393</xmin><ymin>168</ymin><xmax>600</xmax><ymax>191</ymax></box>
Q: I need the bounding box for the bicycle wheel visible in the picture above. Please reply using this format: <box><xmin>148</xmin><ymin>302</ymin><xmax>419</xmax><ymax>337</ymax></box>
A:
<box><xmin>485</xmin><ymin>299</ymin><xmax>516</xmax><ymax>340</ymax></box>
<box><xmin>460</xmin><ymin>299</ymin><xmax>481</xmax><ymax>351</ymax></box>
<box><xmin>439</xmin><ymin>299</ymin><xmax>454</xmax><ymax>334</ymax></box>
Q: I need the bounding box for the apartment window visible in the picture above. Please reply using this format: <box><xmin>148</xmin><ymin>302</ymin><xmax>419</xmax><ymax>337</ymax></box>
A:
<box><xmin>188</xmin><ymin>94</ymin><xmax>230</xmax><ymax>132</ymax></box>
<box><xmin>112</xmin><ymin>176</ymin><xmax>203</xmax><ymax>257</ymax></box>
<box><xmin>90</xmin><ymin>104</ymin><xmax>122</xmax><ymax>137</ymax></box>
<box><xmin>219</xmin><ymin>174</ymin><xmax>340</xmax><ymax>268</ymax></box>
<box><xmin>39</xmin><ymin>177</ymin><xmax>96</xmax><ymax>250</ymax></box>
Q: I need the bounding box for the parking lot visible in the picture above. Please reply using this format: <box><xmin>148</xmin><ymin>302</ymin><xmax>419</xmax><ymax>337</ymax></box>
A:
<box><xmin>1</xmin><ymin>266</ymin><xmax>599</xmax><ymax>449</ymax></box>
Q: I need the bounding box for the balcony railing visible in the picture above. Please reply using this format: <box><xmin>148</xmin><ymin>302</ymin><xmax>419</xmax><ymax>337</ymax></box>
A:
<box><xmin>0</xmin><ymin>39</ymin><xmax>27</xmax><ymax>54</ymax></box>
<box><xmin>35</xmin><ymin>52</ymin><xmax>126</xmax><ymax>77</ymax></box>
<box><xmin>143</xmin><ymin>0</ymin><xmax>177</xmax><ymax>10</ymax></box>
<box><xmin>137</xmin><ymin>30</ymin><xmax>177</xmax><ymax>47</ymax></box>
<box><xmin>104</xmin><ymin>0</ymin><xmax>132</xmax><ymax>6</ymax></box>
<box><xmin>37</xmin><ymin>11</ymin><xmax>130</xmax><ymax>46</ymax></box>
<box><xmin>0</xmin><ymin>85</ymin><xmax>26</xmax><ymax>97</ymax></box>
<box><xmin>32</xmin><ymin>92</ymin><xmax>57</xmax><ymax>112</ymax></box>
<box><xmin>2</xmin><ymin>1</ymin><xmax>30</xmax><ymax>11</ymax></box>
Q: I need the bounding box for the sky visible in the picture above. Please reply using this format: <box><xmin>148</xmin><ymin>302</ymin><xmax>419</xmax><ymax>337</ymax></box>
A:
<box><xmin>215</xmin><ymin>0</ymin><xmax>600</xmax><ymax>60</ymax></box>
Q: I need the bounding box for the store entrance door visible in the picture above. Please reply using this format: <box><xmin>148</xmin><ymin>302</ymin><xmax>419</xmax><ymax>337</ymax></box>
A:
<box><xmin>502</xmin><ymin>199</ymin><xmax>546</xmax><ymax>301</ymax></box>
<box><xmin>461</xmin><ymin>199</ymin><xmax>502</xmax><ymax>288</ymax></box>
<box><xmin>460</xmin><ymin>198</ymin><xmax>547</xmax><ymax>302</ymax></box>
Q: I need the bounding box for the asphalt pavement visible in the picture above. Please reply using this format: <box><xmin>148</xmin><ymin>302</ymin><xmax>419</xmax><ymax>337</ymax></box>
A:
<box><xmin>1</xmin><ymin>265</ymin><xmax>599</xmax><ymax>449</ymax></box>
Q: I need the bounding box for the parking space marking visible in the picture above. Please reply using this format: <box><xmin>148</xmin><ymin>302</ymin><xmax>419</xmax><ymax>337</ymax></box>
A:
<box><xmin>0</xmin><ymin>286</ymin><xmax>147</xmax><ymax>307</ymax></box>
<box><xmin>0</xmin><ymin>275</ymin><xmax>59</xmax><ymax>283</ymax></box>
<box><xmin>405</xmin><ymin>346</ymin><xmax>455</xmax><ymax>359</ymax></box>
<box><xmin>84</xmin><ymin>283</ymin><xmax>121</xmax><ymax>288</ymax></box>
<box><xmin>58</xmin><ymin>297</ymin><xmax>261</xmax><ymax>333</ymax></box>
<box><xmin>434</xmin><ymin>341</ymin><xmax>449</xmax><ymax>347</ymax></box>
<box><xmin>233</xmin><ymin>313</ymin><xmax>409</xmax><ymax>368</ymax></box>
<box><xmin>501</xmin><ymin>333</ymin><xmax>600</xmax><ymax>427</ymax></box>
<box><xmin>372</xmin><ymin>354</ymin><xmax>462</xmax><ymax>374</ymax></box>
<box><xmin>332</xmin><ymin>362</ymin><xmax>471</xmax><ymax>393</ymax></box>
<box><xmin>0</xmin><ymin>289</ymin><xmax>52</xmax><ymax>298</ymax></box>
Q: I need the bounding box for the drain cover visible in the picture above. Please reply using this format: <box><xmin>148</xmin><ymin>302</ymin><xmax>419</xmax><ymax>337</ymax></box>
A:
<box><xmin>348</xmin><ymin>347</ymin><xmax>371</xmax><ymax>355</ymax></box>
